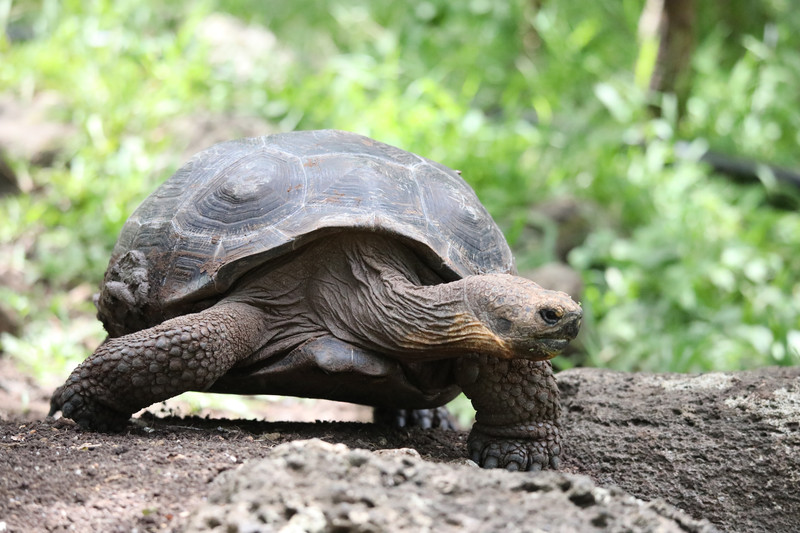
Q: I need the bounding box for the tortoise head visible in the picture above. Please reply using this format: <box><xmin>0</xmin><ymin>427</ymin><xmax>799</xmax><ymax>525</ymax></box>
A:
<box><xmin>463</xmin><ymin>274</ymin><xmax>582</xmax><ymax>360</ymax></box>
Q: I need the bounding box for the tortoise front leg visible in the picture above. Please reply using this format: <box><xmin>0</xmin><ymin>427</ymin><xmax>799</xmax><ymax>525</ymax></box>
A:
<box><xmin>49</xmin><ymin>302</ymin><xmax>269</xmax><ymax>431</ymax></box>
<box><xmin>456</xmin><ymin>355</ymin><xmax>561</xmax><ymax>471</ymax></box>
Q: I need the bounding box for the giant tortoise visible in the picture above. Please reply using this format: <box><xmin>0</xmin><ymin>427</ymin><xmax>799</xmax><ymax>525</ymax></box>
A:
<box><xmin>49</xmin><ymin>129</ymin><xmax>581</xmax><ymax>471</ymax></box>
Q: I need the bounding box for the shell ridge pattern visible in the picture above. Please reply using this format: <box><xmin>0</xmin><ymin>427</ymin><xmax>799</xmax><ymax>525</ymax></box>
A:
<box><xmin>174</xmin><ymin>147</ymin><xmax>304</xmax><ymax>237</ymax></box>
<box><xmin>407</xmin><ymin>153</ymin><xmax>430</xmax><ymax>169</ymax></box>
<box><xmin>203</xmin><ymin>146</ymin><xmax>306</xmax><ymax>289</ymax></box>
<box><xmin>163</xmin><ymin>145</ymin><xmax>306</xmax><ymax>302</ymax></box>
<box><xmin>112</xmin><ymin>131</ymin><xmax>515</xmax><ymax>310</ymax></box>
<box><xmin>410</xmin><ymin>162</ymin><xmax>454</xmax><ymax>275</ymax></box>
<box><xmin>299</xmin><ymin>151</ymin><xmax>417</xmax><ymax>168</ymax></box>
<box><xmin>289</xmin><ymin>154</ymin><xmax>312</xmax><ymax>252</ymax></box>
<box><xmin>420</xmin><ymin>162</ymin><xmax>485</xmax><ymax>276</ymax></box>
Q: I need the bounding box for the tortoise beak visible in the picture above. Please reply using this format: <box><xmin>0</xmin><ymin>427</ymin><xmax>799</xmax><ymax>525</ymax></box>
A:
<box><xmin>561</xmin><ymin>310</ymin><xmax>582</xmax><ymax>340</ymax></box>
<box><xmin>526</xmin><ymin>308</ymin><xmax>582</xmax><ymax>360</ymax></box>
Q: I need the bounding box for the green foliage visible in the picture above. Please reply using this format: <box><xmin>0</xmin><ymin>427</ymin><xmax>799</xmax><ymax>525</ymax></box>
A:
<box><xmin>1</xmin><ymin>0</ymin><xmax>799</xmax><ymax>383</ymax></box>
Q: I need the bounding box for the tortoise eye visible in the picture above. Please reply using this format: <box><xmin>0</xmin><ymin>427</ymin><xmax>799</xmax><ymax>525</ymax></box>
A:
<box><xmin>540</xmin><ymin>308</ymin><xmax>562</xmax><ymax>325</ymax></box>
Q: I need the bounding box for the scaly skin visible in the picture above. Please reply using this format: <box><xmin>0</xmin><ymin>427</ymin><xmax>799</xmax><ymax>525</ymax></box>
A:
<box><xmin>49</xmin><ymin>302</ymin><xmax>269</xmax><ymax>430</ymax></box>
<box><xmin>456</xmin><ymin>354</ymin><xmax>561</xmax><ymax>471</ymax></box>
<box><xmin>373</xmin><ymin>406</ymin><xmax>457</xmax><ymax>430</ymax></box>
<box><xmin>50</xmin><ymin>235</ymin><xmax>579</xmax><ymax>471</ymax></box>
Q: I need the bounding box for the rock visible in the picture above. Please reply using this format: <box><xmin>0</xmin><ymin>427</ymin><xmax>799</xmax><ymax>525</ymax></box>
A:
<box><xmin>559</xmin><ymin>366</ymin><xmax>800</xmax><ymax>533</ymax></box>
<box><xmin>373</xmin><ymin>447</ymin><xmax>422</xmax><ymax>460</ymax></box>
<box><xmin>185</xmin><ymin>438</ymin><xmax>718</xmax><ymax>533</ymax></box>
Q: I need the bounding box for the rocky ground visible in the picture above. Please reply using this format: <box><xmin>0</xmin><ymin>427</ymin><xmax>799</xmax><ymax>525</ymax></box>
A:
<box><xmin>1</xmin><ymin>359</ymin><xmax>798</xmax><ymax>532</ymax></box>
<box><xmin>559</xmin><ymin>366</ymin><xmax>800</xmax><ymax>532</ymax></box>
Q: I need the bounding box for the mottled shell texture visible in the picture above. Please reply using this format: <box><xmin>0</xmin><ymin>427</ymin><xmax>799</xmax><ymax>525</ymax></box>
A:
<box><xmin>101</xmin><ymin>130</ymin><xmax>513</xmax><ymax>332</ymax></box>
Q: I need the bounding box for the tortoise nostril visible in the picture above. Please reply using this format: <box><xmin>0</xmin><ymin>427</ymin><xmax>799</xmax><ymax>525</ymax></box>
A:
<box><xmin>540</xmin><ymin>308</ymin><xmax>562</xmax><ymax>325</ymax></box>
<box><xmin>565</xmin><ymin>316</ymin><xmax>582</xmax><ymax>338</ymax></box>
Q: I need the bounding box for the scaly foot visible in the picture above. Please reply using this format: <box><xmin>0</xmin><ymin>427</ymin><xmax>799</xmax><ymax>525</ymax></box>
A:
<box><xmin>467</xmin><ymin>422</ymin><xmax>560</xmax><ymax>471</ymax></box>
<box><xmin>373</xmin><ymin>406</ymin><xmax>457</xmax><ymax>430</ymax></box>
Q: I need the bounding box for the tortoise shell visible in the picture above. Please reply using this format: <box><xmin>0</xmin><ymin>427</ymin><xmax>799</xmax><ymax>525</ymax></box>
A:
<box><xmin>98</xmin><ymin>130</ymin><xmax>514</xmax><ymax>336</ymax></box>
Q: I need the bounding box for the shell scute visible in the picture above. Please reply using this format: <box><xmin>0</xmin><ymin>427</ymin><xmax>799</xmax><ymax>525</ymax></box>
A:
<box><xmin>100</xmin><ymin>130</ymin><xmax>513</xmax><ymax>334</ymax></box>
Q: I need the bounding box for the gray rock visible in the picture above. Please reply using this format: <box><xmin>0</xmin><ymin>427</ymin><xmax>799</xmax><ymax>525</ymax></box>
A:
<box><xmin>559</xmin><ymin>366</ymin><xmax>800</xmax><ymax>533</ymax></box>
<box><xmin>185</xmin><ymin>438</ymin><xmax>718</xmax><ymax>533</ymax></box>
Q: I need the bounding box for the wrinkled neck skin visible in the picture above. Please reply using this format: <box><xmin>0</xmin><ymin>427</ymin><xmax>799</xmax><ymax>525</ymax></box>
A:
<box><xmin>303</xmin><ymin>234</ymin><xmax>503</xmax><ymax>360</ymax></box>
<box><xmin>374</xmin><ymin>274</ymin><xmax>503</xmax><ymax>356</ymax></box>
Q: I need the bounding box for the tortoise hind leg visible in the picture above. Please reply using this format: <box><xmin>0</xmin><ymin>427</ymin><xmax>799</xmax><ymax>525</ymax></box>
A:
<box><xmin>373</xmin><ymin>406</ymin><xmax>457</xmax><ymax>430</ymax></box>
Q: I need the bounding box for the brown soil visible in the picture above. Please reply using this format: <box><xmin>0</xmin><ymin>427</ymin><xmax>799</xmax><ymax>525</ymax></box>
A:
<box><xmin>1</xmin><ymin>415</ymin><xmax>470</xmax><ymax>532</ymax></box>
<box><xmin>2</xmin><ymin>360</ymin><xmax>798</xmax><ymax>532</ymax></box>
<box><xmin>1</xmin><ymin>359</ymin><xmax>466</xmax><ymax>532</ymax></box>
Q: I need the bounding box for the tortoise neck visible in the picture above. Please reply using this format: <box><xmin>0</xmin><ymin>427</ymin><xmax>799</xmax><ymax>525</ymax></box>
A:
<box><xmin>304</xmin><ymin>234</ymin><xmax>504</xmax><ymax>358</ymax></box>
<box><xmin>365</xmin><ymin>274</ymin><xmax>504</xmax><ymax>358</ymax></box>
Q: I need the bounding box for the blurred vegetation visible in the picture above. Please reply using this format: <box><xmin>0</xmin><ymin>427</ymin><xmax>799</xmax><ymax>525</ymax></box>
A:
<box><xmin>1</xmin><ymin>0</ymin><xmax>799</xmax><ymax>394</ymax></box>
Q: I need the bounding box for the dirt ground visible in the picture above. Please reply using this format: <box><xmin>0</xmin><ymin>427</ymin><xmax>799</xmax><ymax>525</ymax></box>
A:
<box><xmin>0</xmin><ymin>358</ymin><xmax>700</xmax><ymax>533</ymax></box>
<box><xmin>2</xmin><ymin>358</ymin><xmax>798</xmax><ymax>532</ymax></box>
<box><xmin>1</xmin><ymin>413</ymin><xmax>470</xmax><ymax>532</ymax></box>
<box><xmin>0</xmin><ymin>357</ymin><xmax>482</xmax><ymax>532</ymax></box>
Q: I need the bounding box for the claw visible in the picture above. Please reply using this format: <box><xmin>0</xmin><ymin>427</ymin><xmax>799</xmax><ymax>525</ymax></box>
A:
<box><xmin>418</xmin><ymin>416</ymin><xmax>432</xmax><ymax>430</ymax></box>
<box><xmin>48</xmin><ymin>386</ymin><xmax>66</xmax><ymax>417</ymax></box>
<box><xmin>48</xmin><ymin>384</ymin><xmax>131</xmax><ymax>432</ymax></box>
<box><xmin>467</xmin><ymin>424</ymin><xmax>561</xmax><ymax>471</ymax></box>
<box><xmin>470</xmin><ymin>449</ymin><xmax>482</xmax><ymax>463</ymax></box>
<box><xmin>373</xmin><ymin>407</ymin><xmax>457</xmax><ymax>430</ymax></box>
<box><xmin>483</xmin><ymin>455</ymin><xmax>499</xmax><ymax>469</ymax></box>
